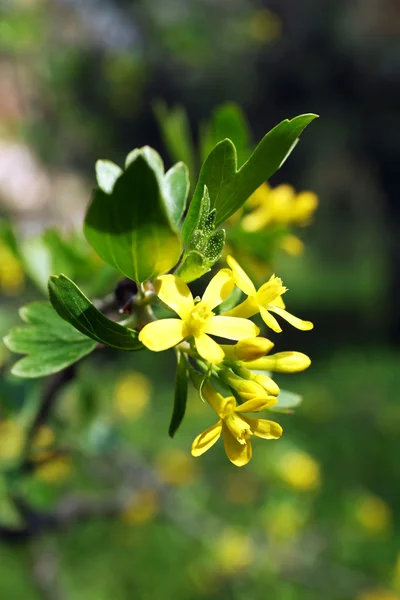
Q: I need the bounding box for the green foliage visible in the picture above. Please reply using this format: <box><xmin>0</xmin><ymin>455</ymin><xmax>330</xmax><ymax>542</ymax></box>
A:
<box><xmin>3</xmin><ymin>303</ymin><xmax>96</xmax><ymax>378</ymax></box>
<box><xmin>200</xmin><ymin>102</ymin><xmax>252</xmax><ymax>167</ymax></box>
<box><xmin>84</xmin><ymin>149</ymin><xmax>182</xmax><ymax>283</ymax></box>
<box><xmin>270</xmin><ymin>389</ymin><xmax>302</xmax><ymax>413</ymax></box>
<box><xmin>169</xmin><ymin>351</ymin><xmax>189</xmax><ymax>437</ymax></box>
<box><xmin>95</xmin><ymin>160</ymin><xmax>123</xmax><ymax>194</ymax></box>
<box><xmin>48</xmin><ymin>275</ymin><xmax>143</xmax><ymax>351</ymax></box>
<box><xmin>153</xmin><ymin>100</ymin><xmax>196</xmax><ymax>181</ymax></box>
<box><xmin>182</xmin><ymin>113</ymin><xmax>318</xmax><ymax>242</ymax></box>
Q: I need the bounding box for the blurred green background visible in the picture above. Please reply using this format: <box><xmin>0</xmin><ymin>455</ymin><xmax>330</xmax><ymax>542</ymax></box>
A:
<box><xmin>0</xmin><ymin>0</ymin><xmax>399</xmax><ymax>599</ymax></box>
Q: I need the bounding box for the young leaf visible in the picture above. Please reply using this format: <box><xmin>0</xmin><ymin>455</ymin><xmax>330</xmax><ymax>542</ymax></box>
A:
<box><xmin>163</xmin><ymin>162</ymin><xmax>190</xmax><ymax>227</ymax></box>
<box><xmin>48</xmin><ymin>274</ymin><xmax>143</xmax><ymax>351</ymax></box>
<box><xmin>84</xmin><ymin>151</ymin><xmax>182</xmax><ymax>283</ymax></box>
<box><xmin>153</xmin><ymin>100</ymin><xmax>196</xmax><ymax>180</ymax></box>
<box><xmin>175</xmin><ymin>251</ymin><xmax>207</xmax><ymax>283</ymax></box>
<box><xmin>3</xmin><ymin>302</ymin><xmax>96</xmax><ymax>378</ymax></box>
<box><xmin>200</xmin><ymin>102</ymin><xmax>251</xmax><ymax>167</ymax></box>
<box><xmin>95</xmin><ymin>160</ymin><xmax>123</xmax><ymax>194</ymax></box>
<box><xmin>169</xmin><ymin>351</ymin><xmax>189</xmax><ymax>437</ymax></box>
<box><xmin>183</xmin><ymin>114</ymin><xmax>318</xmax><ymax>241</ymax></box>
<box><xmin>269</xmin><ymin>390</ymin><xmax>302</xmax><ymax>413</ymax></box>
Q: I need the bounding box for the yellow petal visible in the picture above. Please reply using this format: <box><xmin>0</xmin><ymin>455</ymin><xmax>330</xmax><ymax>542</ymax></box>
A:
<box><xmin>205</xmin><ymin>316</ymin><xmax>259</xmax><ymax>340</ymax></box>
<box><xmin>191</xmin><ymin>421</ymin><xmax>222</xmax><ymax>457</ymax></box>
<box><xmin>202</xmin><ymin>268</ymin><xmax>234</xmax><ymax>309</ymax></box>
<box><xmin>154</xmin><ymin>274</ymin><xmax>194</xmax><ymax>320</ymax></box>
<box><xmin>268</xmin><ymin>306</ymin><xmax>313</xmax><ymax>331</ymax></box>
<box><xmin>226</xmin><ymin>256</ymin><xmax>256</xmax><ymax>296</ymax></box>
<box><xmin>243</xmin><ymin>417</ymin><xmax>283</xmax><ymax>439</ymax></box>
<box><xmin>194</xmin><ymin>332</ymin><xmax>225</xmax><ymax>363</ymax></box>
<box><xmin>222</xmin><ymin>424</ymin><xmax>252</xmax><ymax>467</ymax></box>
<box><xmin>256</xmin><ymin>275</ymin><xmax>287</xmax><ymax>306</ymax></box>
<box><xmin>202</xmin><ymin>382</ymin><xmax>233</xmax><ymax>416</ymax></box>
<box><xmin>274</xmin><ymin>295</ymin><xmax>286</xmax><ymax>309</ymax></box>
<box><xmin>235</xmin><ymin>397</ymin><xmax>277</xmax><ymax>413</ymax></box>
<box><xmin>245</xmin><ymin>351</ymin><xmax>311</xmax><ymax>373</ymax></box>
<box><xmin>259</xmin><ymin>306</ymin><xmax>282</xmax><ymax>333</ymax></box>
<box><xmin>223</xmin><ymin>297</ymin><xmax>259</xmax><ymax>319</ymax></box>
<box><xmin>138</xmin><ymin>319</ymin><xmax>186</xmax><ymax>351</ymax></box>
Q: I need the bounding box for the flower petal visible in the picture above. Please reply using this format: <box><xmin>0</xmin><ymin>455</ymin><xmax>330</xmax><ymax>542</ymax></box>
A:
<box><xmin>223</xmin><ymin>297</ymin><xmax>259</xmax><ymax>319</ymax></box>
<box><xmin>243</xmin><ymin>416</ymin><xmax>283</xmax><ymax>439</ymax></box>
<box><xmin>259</xmin><ymin>306</ymin><xmax>282</xmax><ymax>333</ymax></box>
<box><xmin>244</xmin><ymin>352</ymin><xmax>311</xmax><ymax>373</ymax></box>
<box><xmin>256</xmin><ymin>275</ymin><xmax>287</xmax><ymax>306</ymax></box>
<box><xmin>194</xmin><ymin>333</ymin><xmax>225</xmax><ymax>363</ymax></box>
<box><xmin>205</xmin><ymin>316</ymin><xmax>259</xmax><ymax>340</ymax></box>
<box><xmin>154</xmin><ymin>274</ymin><xmax>194</xmax><ymax>320</ymax></box>
<box><xmin>222</xmin><ymin>424</ymin><xmax>252</xmax><ymax>467</ymax></box>
<box><xmin>191</xmin><ymin>421</ymin><xmax>222</xmax><ymax>457</ymax></box>
<box><xmin>202</xmin><ymin>269</ymin><xmax>234</xmax><ymax>310</ymax></box>
<box><xmin>268</xmin><ymin>306</ymin><xmax>313</xmax><ymax>331</ymax></box>
<box><xmin>139</xmin><ymin>319</ymin><xmax>186</xmax><ymax>351</ymax></box>
<box><xmin>226</xmin><ymin>256</ymin><xmax>256</xmax><ymax>296</ymax></box>
<box><xmin>235</xmin><ymin>397</ymin><xmax>277</xmax><ymax>413</ymax></box>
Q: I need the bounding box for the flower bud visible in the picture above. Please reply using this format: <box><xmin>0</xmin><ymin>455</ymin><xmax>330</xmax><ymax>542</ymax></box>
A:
<box><xmin>244</xmin><ymin>352</ymin><xmax>311</xmax><ymax>373</ymax></box>
<box><xmin>235</xmin><ymin>337</ymin><xmax>274</xmax><ymax>361</ymax></box>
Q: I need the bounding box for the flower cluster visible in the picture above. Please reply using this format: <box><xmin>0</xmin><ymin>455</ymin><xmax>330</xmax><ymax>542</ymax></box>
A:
<box><xmin>139</xmin><ymin>256</ymin><xmax>313</xmax><ymax>466</ymax></box>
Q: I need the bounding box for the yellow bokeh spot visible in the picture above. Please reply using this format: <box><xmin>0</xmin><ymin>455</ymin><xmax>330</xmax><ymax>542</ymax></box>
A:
<box><xmin>33</xmin><ymin>425</ymin><xmax>55</xmax><ymax>450</ymax></box>
<box><xmin>213</xmin><ymin>528</ymin><xmax>254</xmax><ymax>574</ymax></box>
<box><xmin>355</xmin><ymin>494</ymin><xmax>391</xmax><ymax>534</ymax></box>
<box><xmin>358</xmin><ymin>590</ymin><xmax>400</xmax><ymax>600</ymax></box>
<box><xmin>121</xmin><ymin>489</ymin><xmax>158</xmax><ymax>525</ymax></box>
<box><xmin>0</xmin><ymin>420</ymin><xmax>24</xmax><ymax>462</ymax></box>
<box><xmin>280</xmin><ymin>234</ymin><xmax>304</xmax><ymax>256</ymax></box>
<box><xmin>248</xmin><ymin>9</ymin><xmax>283</xmax><ymax>43</ymax></box>
<box><xmin>113</xmin><ymin>372</ymin><xmax>152</xmax><ymax>420</ymax></box>
<box><xmin>35</xmin><ymin>455</ymin><xmax>72</xmax><ymax>483</ymax></box>
<box><xmin>277</xmin><ymin>450</ymin><xmax>321</xmax><ymax>491</ymax></box>
<box><xmin>156</xmin><ymin>448</ymin><xmax>197</xmax><ymax>486</ymax></box>
<box><xmin>264</xmin><ymin>501</ymin><xmax>306</xmax><ymax>542</ymax></box>
<box><xmin>0</xmin><ymin>241</ymin><xmax>24</xmax><ymax>296</ymax></box>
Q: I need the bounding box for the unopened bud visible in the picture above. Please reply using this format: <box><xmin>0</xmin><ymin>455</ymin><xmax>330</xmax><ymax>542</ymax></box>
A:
<box><xmin>235</xmin><ymin>337</ymin><xmax>274</xmax><ymax>361</ymax></box>
<box><xmin>245</xmin><ymin>352</ymin><xmax>311</xmax><ymax>373</ymax></box>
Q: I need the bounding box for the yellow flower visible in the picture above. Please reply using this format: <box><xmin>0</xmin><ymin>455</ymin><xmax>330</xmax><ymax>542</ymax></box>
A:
<box><xmin>280</xmin><ymin>234</ymin><xmax>304</xmax><ymax>256</ymax></box>
<box><xmin>224</xmin><ymin>255</ymin><xmax>313</xmax><ymax>333</ymax></box>
<box><xmin>0</xmin><ymin>420</ymin><xmax>24</xmax><ymax>462</ymax></box>
<box><xmin>358</xmin><ymin>590</ymin><xmax>400</xmax><ymax>600</ymax></box>
<box><xmin>139</xmin><ymin>270</ymin><xmax>259</xmax><ymax>363</ymax></box>
<box><xmin>242</xmin><ymin>183</ymin><xmax>318</xmax><ymax>231</ymax></box>
<box><xmin>191</xmin><ymin>381</ymin><xmax>282</xmax><ymax>467</ymax></box>
<box><xmin>34</xmin><ymin>455</ymin><xmax>72</xmax><ymax>483</ymax></box>
<box><xmin>0</xmin><ymin>241</ymin><xmax>24</xmax><ymax>296</ymax></box>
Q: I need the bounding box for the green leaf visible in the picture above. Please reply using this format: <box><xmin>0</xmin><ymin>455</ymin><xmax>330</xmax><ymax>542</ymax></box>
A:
<box><xmin>183</xmin><ymin>114</ymin><xmax>318</xmax><ymax>242</ymax></box>
<box><xmin>95</xmin><ymin>159</ymin><xmax>123</xmax><ymax>194</ymax></box>
<box><xmin>270</xmin><ymin>390</ymin><xmax>302</xmax><ymax>413</ymax></box>
<box><xmin>175</xmin><ymin>251</ymin><xmax>207</xmax><ymax>283</ymax></box>
<box><xmin>48</xmin><ymin>274</ymin><xmax>143</xmax><ymax>351</ymax></box>
<box><xmin>200</xmin><ymin>102</ymin><xmax>251</xmax><ymax>167</ymax></box>
<box><xmin>169</xmin><ymin>351</ymin><xmax>189</xmax><ymax>437</ymax></box>
<box><xmin>3</xmin><ymin>302</ymin><xmax>96</xmax><ymax>378</ymax></box>
<box><xmin>153</xmin><ymin>100</ymin><xmax>196</xmax><ymax>180</ymax></box>
<box><xmin>84</xmin><ymin>151</ymin><xmax>182</xmax><ymax>283</ymax></box>
<box><xmin>163</xmin><ymin>162</ymin><xmax>190</xmax><ymax>227</ymax></box>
